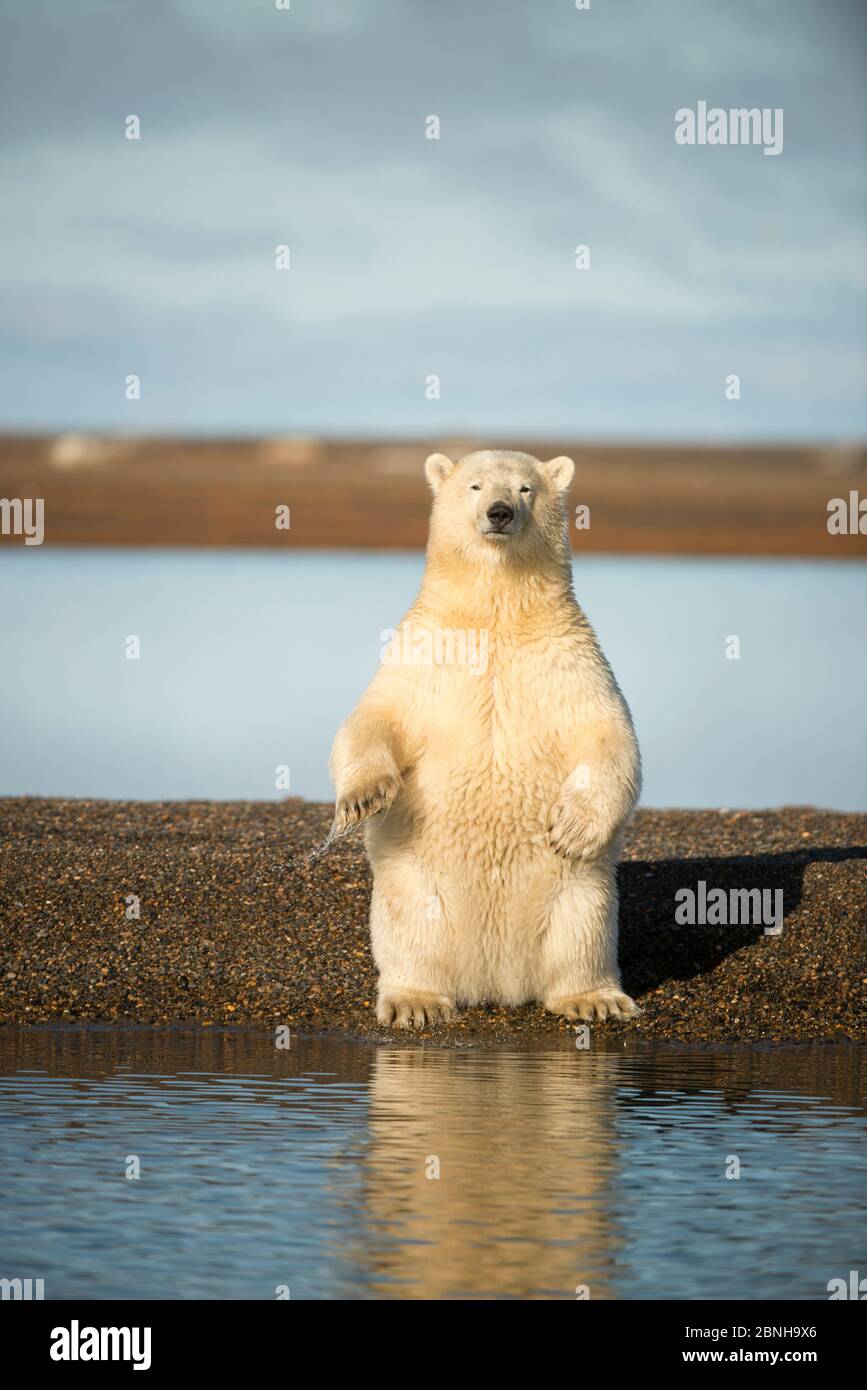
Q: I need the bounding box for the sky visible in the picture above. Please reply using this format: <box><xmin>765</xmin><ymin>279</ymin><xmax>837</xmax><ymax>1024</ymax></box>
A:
<box><xmin>0</xmin><ymin>0</ymin><xmax>865</xmax><ymax>441</ymax></box>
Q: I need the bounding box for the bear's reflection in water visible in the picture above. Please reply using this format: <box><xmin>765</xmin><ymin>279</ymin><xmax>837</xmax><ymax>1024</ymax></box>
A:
<box><xmin>356</xmin><ymin>1048</ymin><xmax>620</xmax><ymax>1299</ymax></box>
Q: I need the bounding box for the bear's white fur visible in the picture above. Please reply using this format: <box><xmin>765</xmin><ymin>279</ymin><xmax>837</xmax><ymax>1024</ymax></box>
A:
<box><xmin>329</xmin><ymin>449</ymin><xmax>641</xmax><ymax>1028</ymax></box>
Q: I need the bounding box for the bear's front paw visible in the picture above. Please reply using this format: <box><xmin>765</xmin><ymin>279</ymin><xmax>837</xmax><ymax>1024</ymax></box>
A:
<box><xmin>377</xmin><ymin>988</ymin><xmax>456</xmax><ymax>1030</ymax></box>
<box><xmin>546</xmin><ymin>989</ymin><xmax>641</xmax><ymax>1023</ymax></box>
<box><xmin>334</xmin><ymin>774</ymin><xmax>400</xmax><ymax>832</ymax></box>
<box><xmin>547</xmin><ymin>798</ymin><xmax>611</xmax><ymax>860</ymax></box>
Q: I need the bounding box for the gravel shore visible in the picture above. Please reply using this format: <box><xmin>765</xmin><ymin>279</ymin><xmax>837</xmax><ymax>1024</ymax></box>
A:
<box><xmin>1</xmin><ymin>798</ymin><xmax>865</xmax><ymax>1044</ymax></box>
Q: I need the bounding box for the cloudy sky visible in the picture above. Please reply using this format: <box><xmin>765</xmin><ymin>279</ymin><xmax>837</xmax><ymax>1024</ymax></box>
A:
<box><xmin>1</xmin><ymin>0</ymin><xmax>865</xmax><ymax>440</ymax></box>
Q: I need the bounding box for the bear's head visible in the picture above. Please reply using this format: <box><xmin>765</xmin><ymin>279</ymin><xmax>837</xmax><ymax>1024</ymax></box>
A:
<box><xmin>424</xmin><ymin>449</ymin><xmax>574</xmax><ymax>567</ymax></box>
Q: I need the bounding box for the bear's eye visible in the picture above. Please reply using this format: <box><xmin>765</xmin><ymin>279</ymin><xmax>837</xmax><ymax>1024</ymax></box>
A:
<box><xmin>519</xmin><ymin>485</ymin><xmax>531</xmax><ymax>493</ymax></box>
<box><xmin>470</xmin><ymin>483</ymin><xmax>481</xmax><ymax>491</ymax></box>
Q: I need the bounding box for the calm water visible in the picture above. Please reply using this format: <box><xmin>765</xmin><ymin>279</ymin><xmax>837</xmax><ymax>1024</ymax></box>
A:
<box><xmin>0</xmin><ymin>1031</ymin><xmax>865</xmax><ymax>1301</ymax></box>
<box><xmin>0</xmin><ymin>550</ymin><xmax>865</xmax><ymax>808</ymax></box>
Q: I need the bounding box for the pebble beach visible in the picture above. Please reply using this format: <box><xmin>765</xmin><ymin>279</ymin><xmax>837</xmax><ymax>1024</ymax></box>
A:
<box><xmin>1</xmin><ymin>798</ymin><xmax>865</xmax><ymax>1044</ymax></box>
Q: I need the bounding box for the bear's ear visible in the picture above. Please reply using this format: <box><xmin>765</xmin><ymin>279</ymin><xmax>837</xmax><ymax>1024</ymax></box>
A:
<box><xmin>425</xmin><ymin>452</ymin><xmax>456</xmax><ymax>492</ymax></box>
<box><xmin>544</xmin><ymin>455</ymin><xmax>574</xmax><ymax>491</ymax></box>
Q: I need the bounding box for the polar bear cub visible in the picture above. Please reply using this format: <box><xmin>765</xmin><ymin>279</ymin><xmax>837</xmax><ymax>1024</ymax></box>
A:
<box><xmin>329</xmin><ymin>449</ymin><xmax>641</xmax><ymax>1028</ymax></box>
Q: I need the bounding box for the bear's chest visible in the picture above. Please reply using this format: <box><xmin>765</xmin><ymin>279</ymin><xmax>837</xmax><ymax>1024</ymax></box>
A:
<box><xmin>402</xmin><ymin>636</ymin><xmax>588</xmax><ymax>794</ymax></box>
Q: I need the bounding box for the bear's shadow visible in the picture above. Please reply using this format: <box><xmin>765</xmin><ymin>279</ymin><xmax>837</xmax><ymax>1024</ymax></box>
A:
<box><xmin>617</xmin><ymin>846</ymin><xmax>867</xmax><ymax>995</ymax></box>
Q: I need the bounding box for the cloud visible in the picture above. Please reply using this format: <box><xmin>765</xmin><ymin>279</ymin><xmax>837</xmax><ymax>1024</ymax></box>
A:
<box><xmin>0</xmin><ymin>0</ymin><xmax>864</xmax><ymax>437</ymax></box>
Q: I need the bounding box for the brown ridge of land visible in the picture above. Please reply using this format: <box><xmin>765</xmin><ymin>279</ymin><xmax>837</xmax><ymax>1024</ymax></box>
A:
<box><xmin>1</xmin><ymin>798</ymin><xmax>865</xmax><ymax>1044</ymax></box>
<box><xmin>0</xmin><ymin>433</ymin><xmax>865</xmax><ymax>555</ymax></box>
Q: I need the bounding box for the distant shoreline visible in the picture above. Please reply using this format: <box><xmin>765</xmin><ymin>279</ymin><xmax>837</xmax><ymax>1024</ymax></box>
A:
<box><xmin>1</xmin><ymin>434</ymin><xmax>865</xmax><ymax>556</ymax></box>
<box><xmin>1</xmin><ymin>798</ymin><xmax>865</xmax><ymax>1043</ymax></box>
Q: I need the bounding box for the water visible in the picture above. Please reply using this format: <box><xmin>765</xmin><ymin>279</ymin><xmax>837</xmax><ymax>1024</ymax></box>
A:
<box><xmin>0</xmin><ymin>1030</ymin><xmax>865</xmax><ymax>1301</ymax></box>
<box><xmin>1</xmin><ymin>550</ymin><xmax>865</xmax><ymax>808</ymax></box>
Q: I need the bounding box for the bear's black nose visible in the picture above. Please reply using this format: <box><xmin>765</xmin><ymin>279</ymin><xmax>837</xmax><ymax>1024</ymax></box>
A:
<box><xmin>486</xmin><ymin>502</ymin><xmax>514</xmax><ymax>528</ymax></box>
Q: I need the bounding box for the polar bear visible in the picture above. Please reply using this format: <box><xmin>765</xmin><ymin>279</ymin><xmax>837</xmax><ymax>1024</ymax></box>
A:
<box><xmin>329</xmin><ymin>449</ymin><xmax>641</xmax><ymax>1029</ymax></box>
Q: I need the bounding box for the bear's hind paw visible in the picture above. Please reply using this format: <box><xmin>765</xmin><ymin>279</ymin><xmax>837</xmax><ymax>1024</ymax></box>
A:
<box><xmin>376</xmin><ymin>989</ymin><xmax>456</xmax><ymax>1030</ymax></box>
<box><xmin>546</xmin><ymin>989</ymin><xmax>641</xmax><ymax>1023</ymax></box>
